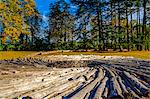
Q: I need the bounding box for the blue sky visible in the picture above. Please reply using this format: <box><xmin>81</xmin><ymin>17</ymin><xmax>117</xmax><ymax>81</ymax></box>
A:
<box><xmin>34</xmin><ymin>0</ymin><xmax>75</xmax><ymax>15</ymax></box>
<box><xmin>34</xmin><ymin>0</ymin><xmax>76</xmax><ymax>30</ymax></box>
<box><xmin>34</xmin><ymin>0</ymin><xmax>56</xmax><ymax>15</ymax></box>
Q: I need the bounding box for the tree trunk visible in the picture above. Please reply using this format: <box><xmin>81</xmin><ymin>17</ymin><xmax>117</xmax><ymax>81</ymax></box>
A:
<box><xmin>136</xmin><ymin>5</ymin><xmax>139</xmax><ymax>50</ymax></box>
<box><xmin>110</xmin><ymin>1</ymin><xmax>113</xmax><ymax>49</ymax></box>
<box><xmin>71</xmin><ymin>29</ymin><xmax>74</xmax><ymax>49</ymax></box>
<box><xmin>118</xmin><ymin>1</ymin><xmax>122</xmax><ymax>51</ymax></box>
<box><xmin>97</xmin><ymin>2</ymin><xmax>102</xmax><ymax>51</ymax></box>
<box><xmin>31</xmin><ymin>27</ymin><xmax>34</xmax><ymax>45</ymax></box>
<box><xmin>138</xmin><ymin>2</ymin><xmax>143</xmax><ymax>50</ymax></box>
<box><xmin>126</xmin><ymin>0</ymin><xmax>129</xmax><ymax>51</ymax></box>
<box><xmin>26</xmin><ymin>35</ymin><xmax>28</xmax><ymax>44</ymax></box>
<box><xmin>142</xmin><ymin>0</ymin><xmax>147</xmax><ymax>50</ymax></box>
<box><xmin>114</xmin><ymin>4</ymin><xmax>117</xmax><ymax>50</ymax></box>
<box><xmin>100</xmin><ymin>3</ymin><xmax>104</xmax><ymax>50</ymax></box>
<box><xmin>130</xmin><ymin>7</ymin><xmax>133</xmax><ymax>50</ymax></box>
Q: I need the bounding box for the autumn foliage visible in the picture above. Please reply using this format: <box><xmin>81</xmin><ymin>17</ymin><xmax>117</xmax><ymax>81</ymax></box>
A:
<box><xmin>0</xmin><ymin>0</ymin><xmax>36</xmax><ymax>44</ymax></box>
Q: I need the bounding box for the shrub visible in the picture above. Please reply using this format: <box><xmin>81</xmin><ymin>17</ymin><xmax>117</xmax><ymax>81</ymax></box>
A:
<box><xmin>6</xmin><ymin>44</ymin><xmax>15</xmax><ymax>51</ymax></box>
<box><xmin>0</xmin><ymin>45</ymin><xmax>4</xmax><ymax>51</ymax></box>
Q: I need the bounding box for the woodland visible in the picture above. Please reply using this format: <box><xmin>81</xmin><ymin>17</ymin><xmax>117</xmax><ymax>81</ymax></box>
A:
<box><xmin>0</xmin><ymin>0</ymin><xmax>150</xmax><ymax>51</ymax></box>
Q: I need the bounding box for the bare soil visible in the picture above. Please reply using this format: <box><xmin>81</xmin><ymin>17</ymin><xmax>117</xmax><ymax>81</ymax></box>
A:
<box><xmin>0</xmin><ymin>55</ymin><xmax>150</xmax><ymax>99</ymax></box>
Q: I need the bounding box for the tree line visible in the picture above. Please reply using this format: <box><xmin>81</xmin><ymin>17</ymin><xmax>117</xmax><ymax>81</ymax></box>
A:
<box><xmin>0</xmin><ymin>0</ymin><xmax>150</xmax><ymax>51</ymax></box>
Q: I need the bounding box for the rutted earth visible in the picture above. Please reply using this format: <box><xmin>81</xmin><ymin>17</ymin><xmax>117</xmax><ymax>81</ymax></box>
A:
<box><xmin>0</xmin><ymin>55</ymin><xmax>150</xmax><ymax>99</ymax></box>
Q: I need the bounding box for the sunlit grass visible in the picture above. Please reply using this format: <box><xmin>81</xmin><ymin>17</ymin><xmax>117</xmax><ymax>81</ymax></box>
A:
<box><xmin>46</xmin><ymin>51</ymin><xmax>150</xmax><ymax>59</ymax></box>
<box><xmin>0</xmin><ymin>51</ymin><xmax>149</xmax><ymax>60</ymax></box>
<box><xmin>0</xmin><ymin>51</ymin><xmax>36</xmax><ymax>60</ymax></box>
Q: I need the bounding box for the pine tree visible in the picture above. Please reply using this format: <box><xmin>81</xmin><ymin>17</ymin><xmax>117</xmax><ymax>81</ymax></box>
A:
<box><xmin>48</xmin><ymin>0</ymin><xmax>74</xmax><ymax>49</ymax></box>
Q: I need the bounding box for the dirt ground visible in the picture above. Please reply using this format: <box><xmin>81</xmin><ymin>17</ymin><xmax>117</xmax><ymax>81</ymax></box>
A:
<box><xmin>0</xmin><ymin>55</ymin><xmax>150</xmax><ymax>99</ymax></box>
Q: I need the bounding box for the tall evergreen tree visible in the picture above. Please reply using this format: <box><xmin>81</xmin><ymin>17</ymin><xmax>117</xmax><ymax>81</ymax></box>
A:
<box><xmin>48</xmin><ymin>0</ymin><xmax>74</xmax><ymax>49</ymax></box>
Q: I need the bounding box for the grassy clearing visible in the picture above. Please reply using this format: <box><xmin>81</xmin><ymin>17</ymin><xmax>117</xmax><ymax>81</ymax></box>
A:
<box><xmin>44</xmin><ymin>51</ymin><xmax>150</xmax><ymax>60</ymax></box>
<box><xmin>0</xmin><ymin>51</ymin><xmax>36</xmax><ymax>60</ymax></box>
<box><xmin>0</xmin><ymin>51</ymin><xmax>149</xmax><ymax>60</ymax></box>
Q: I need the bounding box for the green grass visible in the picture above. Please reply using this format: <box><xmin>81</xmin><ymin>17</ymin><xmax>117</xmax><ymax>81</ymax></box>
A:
<box><xmin>0</xmin><ymin>51</ymin><xmax>36</xmax><ymax>60</ymax></box>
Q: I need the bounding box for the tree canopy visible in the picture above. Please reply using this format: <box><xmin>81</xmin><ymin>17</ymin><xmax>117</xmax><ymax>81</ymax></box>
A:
<box><xmin>0</xmin><ymin>0</ymin><xmax>150</xmax><ymax>51</ymax></box>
